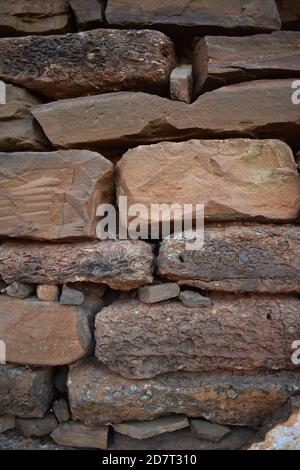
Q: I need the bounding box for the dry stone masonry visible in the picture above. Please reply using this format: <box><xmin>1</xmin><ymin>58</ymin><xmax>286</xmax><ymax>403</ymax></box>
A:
<box><xmin>0</xmin><ymin>0</ymin><xmax>300</xmax><ymax>451</ymax></box>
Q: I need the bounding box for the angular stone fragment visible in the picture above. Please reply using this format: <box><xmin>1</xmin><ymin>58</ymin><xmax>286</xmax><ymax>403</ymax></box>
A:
<box><xmin>53</xmin><ymin>399</ymin><xmax>70</xmax><ymax>424</ymax></box>
<box><xmin>170</xmin><ymin>65</ymin><xmax>193</xmax><ymax>103</ymax></box>
<box><xmin>159</xmin><ymin>225</ymin><xmax>300</xmax><ymax>294</ymax></box>
<box><xmin>179</xmin><ymin>291</ymin><xmax>211</xmax><ymax>308</ymax></box>
<box><xmin>0</xmin><ymin>240</ymin><xmax>154</xmax><ymax>290</ymax></box>
<box><xmin>51</xmin><ymin>422</ymin><xmax>108</xmax><ymax>449</ymax></box>
<box><xmin>0</xmin><ymin>150</ymin><xmax>113</xmax><ymax>241</ymax></box>
<box><xmin>32</xmin><ymin>80</ymin><xmax>300</xmax><ymax>151</ymax></box>
<box><xmin>0</xmin><ymin>0</ymin><xmax>71</xmax><ymax>37</ymax></box>
<box><xmin>0</xmin><ymin>83</ymin><xmax>48</xmax><ymax>152</ymax></box>
<box><xmin>0</xmin><ymin>297</ymin><xmax>92</xmax><ymax>366</ymax></box>
<box><xmin>138</xmin><ymin>283</ymin><xmax>180</xmax><ymax>303</ymax></box>
<box><xmin>0</xmin><ymin>364</ymin><xmax>53</xmax><ymax>418</ymax></box>
<box><xmin>106</xmin><ymin>0</ymin><xmax>281</xmax><ymax>33</ymax></box>
<box><xmin>276</xmin><ymin>0</ymin><xmax>300</xmax><ymax>29</ymax></box>
<box><xmin>117</xmin><ymin>139</ymin><xmax>300</xmax><ymax>223</ymax></box>
<box><xmin>114</xmin><ymin>416</ymin><xmax>189</xmax><ymax>440</ymax></box>
<box><xmin>37</xmin><ymin>285</ymin><xmax>59</xmax><ymax>302</ymax></box>
<box><xmin>68</xmin><ymin>359</ymin><xmax>300</xmax><ymax>427</ymax></box>
<box><xmin>190</xmin><ymin>420</ymin><xmax>230</xmax><ymax>442</ymax></box>
<box><xmin>193</xmin><ymin>32</ymin><xmax>300</xmax><ymax>95</ymax></box>
<box><xmin>17</xmin><ymin>414</ymin><xmax>58</xmax><ymax>437</ymax></box>
<box><xmin>0</xmin><ymin>29</ymin><xmax>176</xmax><ymax>100</ymax></box>
<box><xmin>0</xmin><ymin>416</ymin><xmax>15</xmax><ymax>434</ymax></box>
<box><xmin>69</xmin><ymin>0</ymin><xmax>102</xmax><ymax>30</ymax></box>
<box><xmin>60</xmin><ymin>285</ymin><xmax>84</xmax><ymax>306</ymax></box>
<box><xmin>2</xmin><ymin>281</ymin><xmax>34</xmax><ymax>299</ymax></box>
<box><xmin>95</xmin><ymin>296</ymin><xmax>300</xmax><ymax>379</ymax></box>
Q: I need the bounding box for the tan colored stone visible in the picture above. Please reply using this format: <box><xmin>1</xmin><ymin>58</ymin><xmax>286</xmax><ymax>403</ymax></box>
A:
<box><xmin>69</xmin><ymin>0</ymin><xmax>103</xmax><ymax>30</ymax></box>
<box><xmin>68</xmin><ymin>359</ymin><xmax>300</xmax><ymax>427</ymax></box>
<box><xmin>276</xmin><ymin>0</ymin><xmax>300</xmax><ymax>29</ymax></box>
<box><xmin>170</xmin><ymin>65</ymin><xmax>193</xmax><ymax>103</ymax></box>
<box><xmin>0</xmin><ymin>364</ymin><xmax>53</xmax><ymax>418</ymax></box>
<box><xmin>32</xmin><ymin>80</ymin><xmax>300</xmax><ymax>151</ymax></box>
<box><xmin>0</xmin><ymin>296</ymin><xmax>92</xmax><ymax>366</ymax></box>
<box><xmin>193</xmin><ymin>32</ymin><xmax>300</xmax><ymax>95</ymax></box>
<box><xmin>138</xmin><ymin>283</ymin><xmax>180</xmax><ymax>303</ymax></box>
<box><xmin>117</xmin><ymin>139</ymin><xmax>300</xmax><ymax>223</ymax></box>
<box><xmin>37</xmin><ymin>285</ymin><xmax>59</xmax><ymax>302</ymax></box>
<box><xmin>0</xmin><ymin>240</ymin><xmax>154</xmax><ymax>290</ymax></box>
<box><xmin>95</xmin><ymin>296</ymin><xmax>300</xmax><ymax>379</ymax></box>
<box><xmin>114</xmin><ymin>416</ymin><xmax>189</xmax><ymax>440</ymax></box>
<box><xmin>51</xmin><ymin>422</ymin><xmax>108</xmax><ymax>449</ymax></box>
<box><xmin>0</xmin><ymin>150</ymin><xmax>113</xmax><ymax>241</ymax></box>
<box><xmin>0</xmin><ymin>416</ymin><xmax>15</xmax><ymax>434</ymax></box>
<box><xmin>17</xmin><ymin>414</ymin><xmax>58</xmax><ymax>437</ymax></box>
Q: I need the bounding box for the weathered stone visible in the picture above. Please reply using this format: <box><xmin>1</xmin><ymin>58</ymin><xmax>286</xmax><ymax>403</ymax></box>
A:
<box><xmin>0</xmin><ymin>297</ymin><xmax>92</xmax><ymax>366</ymax></box>
<box><xmin>37</xmin><ymin>285</ymin><xmax>59</xmax><ymax>302</ymax></box>
<box><xmin>0</xmin><ymin>240</ymin><xmax>154</xmax><ymax>290</ymax></box>
<box><xmin>276</xmin><ymin>0</ymin><xmax>300</xmax><ymax>29</ymax></box>
<box><xmin>190</xmin><ymin>420</ymin><xmax>230</xmax><ymax>442</ymax></box>
<box><xmin>106</xmin><ymin>0</ymin><xmax>281</xmax><ymax>33</ymax></box>
<box><xmin>170</xmin><ymin>65</ymin><xmax>193</xmax><ymax>103</ymax></box>
<box><xmin>0</xmin><ymin>150</ymin><xmax>113</xmax><ymax>241</ymax></box>
<box><xmin>68</xmin><ymin>359</ymin><xmax>300</xmax><ymax>427</ymax></box>
<box><xmin>69</xmin><ymin>0</ymin><xmax>102</xmax><ymax>30</ymax></box>
<box><xmin>51</xmin><ymin>422</ymin><xmax>108</xmax><ymax>449</ymax></box>
<box><xmin>0</xmin><ymin>0</ymin><xmax>71</xmax><ymax>37</ymax></box>
<box><xmin>138</xmin><ymin>283</ymin><xmax>180</xmax><ymax>303</ymax></box>
<box><xmin>0</xmin><ymin>364</ymin><xmax>53</xmax><ymax>418</ymax></box>
<box><xmin>179</xmin><ymin>291</ymin><xmax>211</xmax><ymax>308</ymax></box>
<box><xmin>193</xmin><ymin>32</ymin><xmax>300</xmax><ymax>95</ymax></box>
<box><xmin>2</xmin><ymin>282</ymin><xmax>34</xmax><ymax>299</ymax></box>
<box><xmin>0</xmin><ymin>29</ymin><xmax>176</xmax><ymax>100</ymax></box>
<box><xmin>0</xmin><ymin>83</ymin><xmax>48</xmax><ymax>152</ymax></box>
<box><xmin>17</xmin><ymin>414</ymin><xmax>57</xmax><ymax>437</ymax></box>
<box><xmin>159</xmin><ymin>225</ymin><xmax>300</xmax><ymax>294</ymax></box>
<box><xmin>32</xmin><ymin>80</ymin><xmax>300</xmax><ymax>151</ymax></box>
<box><xmin>117</xmin><ymin>139</ymin><xmax>300</xmax><ymax>223</ymax></box>
<box><xmin>53</xmin><ymin>399</ymin><xmax>70</xmax><ymax>424</ymax></box>
<box><xmin>60</xmin><ymin>285</ymin><xmax>84</xmax><ymax>306</ymax></box>
<box><xmin>114</xmin><ymin>416</ymin><xmax>189</xmax><ymax>440</ymax></box>
<box><xmin>0</xmin><ymin>416</ymin><xmax>15</xmax><ymax>434</ymax></box>
<box><xmin>95</xmin><ymin>296</ymin><xmax>300</xmax><ymax>379</ymax></box>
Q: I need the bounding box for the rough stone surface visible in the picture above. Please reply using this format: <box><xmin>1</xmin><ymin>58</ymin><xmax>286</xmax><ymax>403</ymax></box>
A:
<box><xmin>95</xmin><ymin>296</ymin><xmax>300</xmax><ymax>379</ymax></box>
<box><xmin>276</xmin><ymin>0</ymin><xmax>300</xmax><ymax>29</ymax></box>
<box><xmin>60</xmin><ymin>285</ymin><xmax>84</xmax><ymax>306</ymax></box>
<box><xmin>138</xmin><ymin>283</ymin><xmax>180</xmax><ymax>303</ymax></box>
<box><xmin>51</xmin><ymin>422</ymin><xmax>108</xmax><ymax>449</ymax></box>
<box><xmin>0</xmin><ymin>430</ymin><xmax>68</xmax><ymax>449</ymax></box>
<box><xmin>69</xmin><ymin>0</ymin><xmax>102</xmax><ymax>30</ymax></box>
<box><xmin>0</xmin><ymin>364</ymin><xmax>53</xmax><ymax>418</ymax></box>
<box><xmin>179</xmin><ymin>291</ymin><xmax>212</xmax><ymax>308</ymax></box>
<box><xmin>68</xmin><ymin>359</ymin><xmax>300</xmax><ymax>427</ymax></box>
<box><xmin>190</xmin><ymin>420</ymin><xmax>231</xmax><ymax>442</ymax></box>
<box><xmin>32</xmin><ymin>80</ymin><xmax>300</xmax><ymax>151</ymax></box>
<box><xmin>114</xmin><ymin>416</ymin><xmax>189</xmax><ymax>440</ymax></box>
<box><xmin>106</xmin><ymin>0</ymin><xmax>281</xmax><ymax>33</ymax></box>
<box><xmin>37</xmin><ymin>285</ymin><xmax>59</xmax><ymax>302</ymax></box>
<box><xmin>0</xmin><ymin>150</ymin><xmax>113</xmax><ymax>241</ymax></box>
<box><xmin>159</xmin><ymin>225</ymin><xmax>300</xmax><ymax>294</ymax></box>
<box><xmin>0</xmin><ymin>416</ymin><xmax>15</xmax><ymax>434</ymax></box>
<box><xmin>0</xmin><ymin>0</ymin><xmax>71</xmax><ymax>37</ymax></box>
<box><xmin>117</xmin><ymin>139</ymin><xmax>300</xmax><ymax>223</ymax></box>
<box><xmin>170</xmin><ymin>65</ymin><xmax>193</xmax><ymax>103</ymax></box>
<box><xmin>17</xmin><ymin>414</ymin><xmax>58</xmax><ymax>437</ymax></box>
<box><xmin>193</xmin><ymin>32</ymin><xmax>300</xmax><ymax>95</ymax></box>
<box><xmin>0</xmin><ymin>240</ymin><xmax>154</xmax><ymax>290</ymax></box>
<box><xmin>0</xmin><ymin>296</ymin><xmax>92</xmax><ymax>366</ymax></box>
<box><xmin>0</xmin><ymin>29</ymin><xmax>176</xmax><ymax>100</ymax></box>
<box><xmin>52</xmin><ymin>399</ymin><xmax>70</xmax><ymax>424</ymax></box>
<box><xmin>0</xmin><ymin>83</ymin><xmax>48</xmax><ymax>152</ymax></box>
<box><xmin>2</xmin><ymin>282</ymin><xmax>34</xmax><ymax>299</ymax></box>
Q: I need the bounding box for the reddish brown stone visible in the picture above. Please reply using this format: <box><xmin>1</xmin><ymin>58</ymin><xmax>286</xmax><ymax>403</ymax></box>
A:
<box><xmin>51</xmin><ymin>422</ymin><xmax>108</xmax><ymax>449</ymax></box>
<box><xmin>276</xmin><ymin>0</ymin><xmax>300</xmax><ymax>29</ymax></box>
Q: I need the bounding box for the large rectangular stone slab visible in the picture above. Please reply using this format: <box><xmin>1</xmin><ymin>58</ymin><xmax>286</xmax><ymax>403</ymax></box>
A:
<box><xmin>159</xmin><ymin>225</ymin><xmax>300</xmax><ymax>293</ymax></box>
<box><xmin>95</xmin><ymin>296</ymin><xmax>300</xmax><ymax>379</ymax></box>
<box><xmin>0</xmin><ymin>240</ymin><xmax>154</xmax><ymax>290</ymax></box>
<box><xmin>0</xmin><ymin>364</ymin><xmax>53</xmax><ymax>418</ymax></box>
<box><xmin>68</xmin><ymin>359</ymin><xmax>300</xmax><ymax>427</ymax></box>
<box><xmin>0</xmin><ymin>296</ymin><xmax>92</xmax><ymax>366</ymax></box>
<box><xmin>0</xmin><ymin>150</ymin><xmax>113</xmax><ymax>241</ymax></box>
<box><xmin>0</xmin><ymin>29</ymin><xmax>176</xmax><ymax>100</ymax></box>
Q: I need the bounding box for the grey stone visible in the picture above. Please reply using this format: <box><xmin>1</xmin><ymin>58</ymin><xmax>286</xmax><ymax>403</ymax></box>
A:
<box><xmin>2</xmin><ymin>282</ymin><xmax>34</xmax><ymax>299</ymax></box>
<box><xmin>138</xmin><ymin>283</ymin><xmax>180</xmax><ymax>303</ymax></box>
<box><xmin>60</xmin><ymin>285</ymin><xmax>84</xmax><ymax>306</ymax></box>
<box><xmin>170</xmin><ymin>65</ymin><xmax>193</xmax><ymax>104</ymax></box>
<box><xmin>114</xmin><ymin>416</ymin><xmax>189</xmax><ymax>440</ymax></box>
<box><xmin>0</xmin><ymin>416</ymin><xmax>15</xmax><ymax>434</ymax></box>
<box><xmin>179</xmin><ymin>291</ymin><xmax>211</xmax><ymax>308</ymax></box>
<box><xmin>190</xmin><ymin>419</ymin><xmax>231</xmax><ymax>442</ymax></box>
<box><xmin>53</xmin><ymin>399</ymin><xmax>70</xmax><ymax>424</ymax></box>
<box><xmin>17</xmin><ymin>414</ymin><xmax>58</xmax><ymax>437</ymax></box>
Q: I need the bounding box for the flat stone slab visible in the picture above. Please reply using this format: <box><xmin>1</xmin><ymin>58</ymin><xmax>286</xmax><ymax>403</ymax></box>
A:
<box><xmin>138</xmin><ymin>283</ymin><xmax>180</xmax><ymax>303</ymax></box>
<box><xmin>51</xmin><ymin>422</ymin><xmax>108</xmax><ymax>449</ymax></box>
<box><xmin>190</xmin><ymin>420</ymin><xmax>230</xmax><ymax>442</ymax></box>
<box><xmin>114</xmin><ymin>416</ymin><xmax>189</xmax><ymax>440</ymax></box>
<box><xmin>17</xmin><ymin>414</ymin><xmax>58</xmax><ymax>437</ymax></box>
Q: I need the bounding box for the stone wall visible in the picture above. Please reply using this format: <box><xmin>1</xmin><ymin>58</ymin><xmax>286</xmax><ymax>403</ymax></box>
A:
<box><xmin>0</xmin><ymin>0</ymin><xmax>300</xmax><ymax>450</ymax></box>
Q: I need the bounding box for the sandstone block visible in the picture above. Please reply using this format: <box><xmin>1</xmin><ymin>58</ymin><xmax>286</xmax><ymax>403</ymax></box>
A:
<box><xmin>179</xmin><ymin>291</ymin><xmax>211</xmax><ymax>308</ymax></box>
<box><xmin>190</xmin><ymin>420</ymin><xmax>230</xmax><ymax>442</ymax></box>
<box><xmin>276</xmin><ymin>0</ymin><xmax>300</xmax><ymax>29</ymax></box>
<box><xmin>0</xmin><ymin>416</ymin><xmax>15</xmax><ymax>434</ymax></box>
<box><xmin>138</xmin><ymin>283</ymin><xmax>180</xmax><ymax>303</ymax></box>
<box><xmin>69</xmin><ymin>0</ymin><xmax>102</xmax><ymax>30</ymax></box>
<box><xmin>114</xmin><ymin>416</ymin><xmax>189</xmax><ymax>440</ymax></box>
<box><xmin>53</xmin><ymin>399</ymin><xmax>70</xmax><ymax>424</ymax></box>
<box><xmin>60</xmin><ymin>285</ymin><xmax>84</xmax><ymax>306</ymax></box>
<box><xmin>37</xmin><ymin>285</ymin><xmax>59</xmax><ymax>302</ymax></box>
<box><xmin>2</xmin><ymin>282</ymin><xmax>34</xmax><ymax>299</ymax></box>
<box><xmin>17</xmin><ymin>414</ymin><xmax>58</xmax><ymax>437</ymax></box>
<box><xmin>0</xmin><ymin>150</ymin><xmax>113</xmax><ymax>241</ymax></box>
<box><xmin>170</xmin><ymin>65</ymin><xmax>193</xmax><ymax>103</ymax></box>
<box><xmin>51</xmin><ymin>422</ymin><xmax>108</xmax><ymax>449</ymax></box>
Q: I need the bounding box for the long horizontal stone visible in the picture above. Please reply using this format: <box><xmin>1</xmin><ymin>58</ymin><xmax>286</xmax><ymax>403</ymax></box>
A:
<box><xmin>95</xmin><ymin>296</ymin><xmax>300</xmax><ymax>379</ymax></box>
<box><xmin>159</xmin><ymin>225</ymin><xmax>300</xmax><ymax>293</ymax></box>
<box><xmin>0</xmin><ymin>296</ymin><xmax>92</xmax><ymax>366</ymax></box>
<box><xmin>193</xmin><ymin>31</ymin><xmax>300</xmax><ymax>95</ymax></box>
<box><xmin>106</xmin><ymin>0</ymin><xmax>281</xmax><ymax>33</ymax></box>
<box><xmin>32</xmin><ymin>80</ymin><xmax>300</xmax><ymax>151</ymax></box>
<box><xmin>0</xmin><ymin>364</ymin><xmax>53</xmax><ymax>418</ymax></box>
<box><xmin>0</xmin><ymin>0</ymin><xmax>71</xmax><ymax>37</ymax></box>
<box><xmin>276</xmin><ymin>0</ymin><xmax>300</xmax><ymax>29</ymax></box>
<box><xmin>0</xmin><ymin>240</ymin><xmax>154</xmax><ymax>290</ymax></box>
<box><xmin>0</xmin><ymin>150</ymin><xmax>113</xmax><ymax>241</ymax></box>
<box><xmin>0</xmin><ymin>84</ymin><xmax>49</xmax><ymax>152</ymax></box>
<box><xmin>0</xmin><ymin>29</ymin><xmax>176</xmax><ymax>100</ymax></box>
<box><xmin>117</xmin><ymin>139</ymin><xmax>300</xmax><ymax>223</ymax></box>
<box><xmin>68</xmin><ymin>359</ymin><xmax>300</xmax><ymax>427</ymax></box>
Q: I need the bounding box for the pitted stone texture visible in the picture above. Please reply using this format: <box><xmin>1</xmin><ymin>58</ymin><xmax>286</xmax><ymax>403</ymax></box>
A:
<box><xmin>159</xmin><ymin>225</ymin><xmax>300</xmax><ymax>294</ymax></box>
<box><xmin>95</xmin><ymin>296</ymin><xmax>300</xmax><ymax>379</ymax></box>
<box><xmin>0</xmin><ymin>240</ymin><xmax>154</xmax><ymax>291</ymax></box>
<box><xmin>68</xmin><ymin>359</ymin><xmax>300</xmax><ymax>427</ymax></box>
